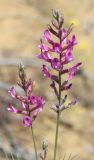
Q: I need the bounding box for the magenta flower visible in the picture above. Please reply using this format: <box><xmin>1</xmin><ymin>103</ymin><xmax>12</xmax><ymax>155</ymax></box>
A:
<box><xmin>42</xmin><ymin>65</ymin><xmax>51</xmax><ymax>78</ymax></box>
<box><xmin>23</xmin><ymin>116</ymin><xmax>32</xmax><ymax>127</ymax></box>
<box><xmin>68</xmin><ymin>62</ymin><xmax>82</xmax><ymax>80</ymax></box>
<box><xmin>44</xmin><ymin>29</ymin><xmax>51</xmax><ymax>42</ymax></box>
<box><xmin>64</xmin><ymin>51</ymin><xmax>74</xmax><ymax>63</ymax></box>
<box><xmin>53</xmin><ymin>43</ymin><xmax>62</xmax><ymax>53</ymax></box>
<box><xmin>38</xmin><ymin>51</ymin><xmax>51</xmax><ymax>62</ymax></box>
<box><xmin>8</xmin><ymin>66</ymin><xmax>45</xmax><ymax>127</ymax></box>
<box><xmin>51</xmin><ymin>58</ymin><xmax>61</xmax><ymax>71</ymax></box>
<box><xmin>8</xmin><ymin>87</ymin><xmax>17</xmax><ymax>98</ymax></box>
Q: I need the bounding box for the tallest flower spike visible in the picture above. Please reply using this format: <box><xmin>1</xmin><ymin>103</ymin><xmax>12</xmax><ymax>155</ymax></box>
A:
<box><xmin>38</xmin><ymin>10</ymin><xmax>82</xmax><ymax>160</ymax></box>
<box><xmin>38</xmin><ymin>10</ymin><xmax>82</xmax><ymax>102</ymax></box>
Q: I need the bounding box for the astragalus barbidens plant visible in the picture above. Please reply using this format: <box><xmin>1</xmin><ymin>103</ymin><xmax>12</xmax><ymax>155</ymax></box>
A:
<box><xmin>8</xmin><ymin>64</ymin><xmax>45</xmax><ymax>160</ymax></box>
<box><xmin>38</xmin><ymin>10</ymin><xmax>82</xmax><ymax>160</ymax></box>
<box><xmin>7</xmin><ymin>10</ymin><xmax>82</xmax><ymax>160</ymax></box>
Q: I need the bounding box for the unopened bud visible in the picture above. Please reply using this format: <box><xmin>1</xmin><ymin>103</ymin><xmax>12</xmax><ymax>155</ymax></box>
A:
<box><xmin>42</xmin><ymin>138</ymin><xmax>48</xmax><ymax>150</ymax></box>
<box><xmin>19</xmin><ymin>63</ymin><xmax>25</xmax><ymax>80</ymax></box>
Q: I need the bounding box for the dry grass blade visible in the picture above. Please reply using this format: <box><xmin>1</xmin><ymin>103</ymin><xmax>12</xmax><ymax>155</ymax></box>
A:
<box><xmin>11</xmin><ymin>152</ymin><xmax>15</xmax><ymax>160</ymax></box>
<box><xmin>70</xmin><ymin>154</ymin><xmax>79</xmax><ymax>160</ymax></box>
<box><xmin>3</xmin><ymin>149</ymin><xmax>9</xmax><ymax>160</ymax></box>
<box><xmin>62</xmin><ymin>153</ymin><xmax>66</xmax><ymax>160</ymax></box>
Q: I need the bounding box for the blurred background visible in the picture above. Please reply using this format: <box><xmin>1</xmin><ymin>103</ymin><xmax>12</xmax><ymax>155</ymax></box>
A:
<box><xmin>0</xmin><ymin>0</ymin><xmax>94</xmax><ymax>160</ymax></box>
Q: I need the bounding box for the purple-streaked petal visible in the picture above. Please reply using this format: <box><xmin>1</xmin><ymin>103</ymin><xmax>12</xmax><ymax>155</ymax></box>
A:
<box><xmin>38</xmin><ymin>52</ymin><xmax>51</xmax><ymax>62</ymax></box>
<box><xmin>22</xmin><ymin>102</ymin><xmax>27</xmax><ymax>109</ymax></box>
<box><xmin>8</xmin><ymin>103</ymin><xmax>21</xmax><ymax>114</ymax></box>
<box><xmin>44</xmin><ymin>29</ymin><xmax>51</xmax><ymax>42</ymax></box>
<box><xmin>51</xmin><ymin>58</ymin><xmax>61</xmax><ymax>70</ymax></box>
<box><xmin>26</xmin><ymin>84</ymin><xmax>33</xmax><ymax>95</ymax></box>
<box><xmin>53</xmin><ymin>43</ymin><xmax>62</xmax><ymax>53</ymax></box>
<box><xmin>37</xmin><ymin>107</ymin><xmax>43</xmax><ymax>113</ymax></box>
<box><xmin>39</xmin><ymin>44</ymin><xmax>49</xmax><ymax>52</ymax></box>
<box><xmin>30</xmin><ymin>95</ymin><xmax>37</xmax><ymax>104</ymax></box>
<box><xmin>67</xmin><ymin>98</ymin><xmax>77</xmax><ymax>108</ymax></box>
<box><xmin>68</xmin><ymin>62</ymin><xmax>82</xmax><ymax>80</ymax></box>
<box><xmin>64</xmin><ymin>51</ymin><xmax>74</xmax><ymax>63</ymax></box>
<box><xmin>61</xmin><ymin>28</ymin><xmax>67</xmax><ymax>37</ymax></box>
<box><xmin>8</xmin><ymin>87</ymin><xmax>17</xmax><ymax>98</ymax></box>
<box><xmin>37</xmin><ymin>96</ymin><xmax>45</xmax><ymax>107</ymax></box>
<box><xmin>72</xmin><ymin>35</ymin><xmax>77</xmax><ymax>45</ymax></box>
<box><xmin>50</xmin><ymin>81</ymin><xmax>58</xmax><ymax>97</ymax></box>
<box><xmin>42</xmin><ymin>65</ymin><xmax>51</xmax><ymax>78</ymax></box>
<box><xmin>62</xmin><ymin>83</ymin><xmax>72</xmax><ymax>90</ymax></box>
<box><xmin>23</xmin><ymin>116</ymin><xmax>32</xmax><ymax>127</ymax></box>
<box><xmin>68</xmin><ymin>69</ymin><xmax>77</xmax><ymax>80</ymax></box>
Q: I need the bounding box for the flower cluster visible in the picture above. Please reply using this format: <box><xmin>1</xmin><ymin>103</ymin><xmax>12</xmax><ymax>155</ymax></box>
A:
<box><xmin>38</xmin><ymin>10</ymin><xmax>82</xmax><ymax>111</ymax></box>
<box><xmin>8</xmin><ymin>64</ymin><xmax>45</xmax><ymax>127</ymax></box>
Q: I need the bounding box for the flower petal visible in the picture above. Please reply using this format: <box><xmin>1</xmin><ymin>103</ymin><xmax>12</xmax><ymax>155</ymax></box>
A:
<box><xmin>65</xmin><ymin>51</ymin><xmax>74</xmax><ymax>63</ymax></box>
<box><xmin>42</xmin><ymin>65</ymin><xmax>51</xmax><ymax>78</ymax></box>
<box><xmin>51</xmin><ymin>58</ymin><xmax>61</xmax><ymax>71</ymax></box>
<box><xmin>8</xmin><ymin>87</ymin><xmax>17</xmax><ymax>98</ymax></box>
<box><xmin>23</xmin><ymin>116</ymin><xmax>32</xmax><ymax>127</ymax></box>
<box><xmin>8</xmin><ymin>103</ymin><xmax>21</xmax><ymax>114</ymax></box>
<box><xmin>44</xmin><ymin>29</ymin><xmax>51</xmax><ymax>42</ymax></box>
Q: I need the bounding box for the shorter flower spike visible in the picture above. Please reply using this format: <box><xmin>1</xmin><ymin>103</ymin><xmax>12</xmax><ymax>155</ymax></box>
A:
<box><xmin>8</xmin><ymin>66</ymin><xmax>45</xmax><ymax>127</ymax></box>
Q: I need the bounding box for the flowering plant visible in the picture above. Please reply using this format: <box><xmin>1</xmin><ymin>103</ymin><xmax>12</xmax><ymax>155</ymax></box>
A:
<box><xmin>8</xmin><ymin>64</ymin><xmax>45</xmax><ymax>159</ymax></box>
<box><xmin>38</xmin><ymin>10</ymin><xmax>81</xmax><ymax>160</ymax></box>
<box><xmin>8</xmin><ymin>10</ymin><xmax>81</xmax><ymax>160</ymax></box>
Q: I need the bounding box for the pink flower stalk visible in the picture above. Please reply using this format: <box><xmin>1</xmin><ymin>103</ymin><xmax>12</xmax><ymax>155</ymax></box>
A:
<box><xmin>8</xmin><ymin>65</ymin><xmax>45</xmax><ymax>127</ymax></box>
<box><xmin>38</xmin><ymin>10</ymin><xmax>82</xmax><ymax>111</ymax></box>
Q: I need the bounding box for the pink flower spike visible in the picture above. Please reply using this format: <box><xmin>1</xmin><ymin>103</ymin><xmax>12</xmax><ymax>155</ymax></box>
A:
<box><xmin>8</xmin><ymin>103</ymin><xmax>21</xmax><ymax>114</ymax></box>
<box><xmin>23</xmin><ymin>116</ymin><xmax>32</xmax><ymax>127</ymax></box>
<box><xmin>8</xmin><ymin>87</ymin><xmax>17</xmax><ymax>98</ymax></box>
<box><xmin>42</xmin><ymin>65</ymin><xmax>51</xmax><ymax>78</ymax></box>
<box><xmin>44</xmin><ymin>29</ymin><xmax>51</xmax><ymax>42</ymax></box>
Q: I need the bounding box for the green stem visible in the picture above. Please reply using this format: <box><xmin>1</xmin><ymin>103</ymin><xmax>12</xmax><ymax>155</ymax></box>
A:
<box><xmin>53</xmin><ymin>71</ymin><xmax>61</xmax><ymax>160</ymax></box>
<box><xmin>31</xmin><ymin>126</ymin><xmax>38</xmax><ymax>160</ymax></box>
<box><xmin>53</xmin><ymin>27</ymin><xmax>62</xmax><ymax>160</ymax></box>
<box><xmin>53</xmin><ymin>111</ymin><xmax>60</xmax><ymax>160</ymax></box>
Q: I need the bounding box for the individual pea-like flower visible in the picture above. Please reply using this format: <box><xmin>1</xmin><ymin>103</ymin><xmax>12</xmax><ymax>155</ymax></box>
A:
<box><xmin>8</xmin><ymin>87</ymin><xmax>17</xmax><ymax>98</ymax></box>
<box><xmin>38</xmin><ymin>10</ymin><xmax>82</xmax><ymax>112</ymax></box>
<box><xmin>8</xmin><ymin>65</ymin><xmax>45</xmax><ymax>127</ymax></box>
